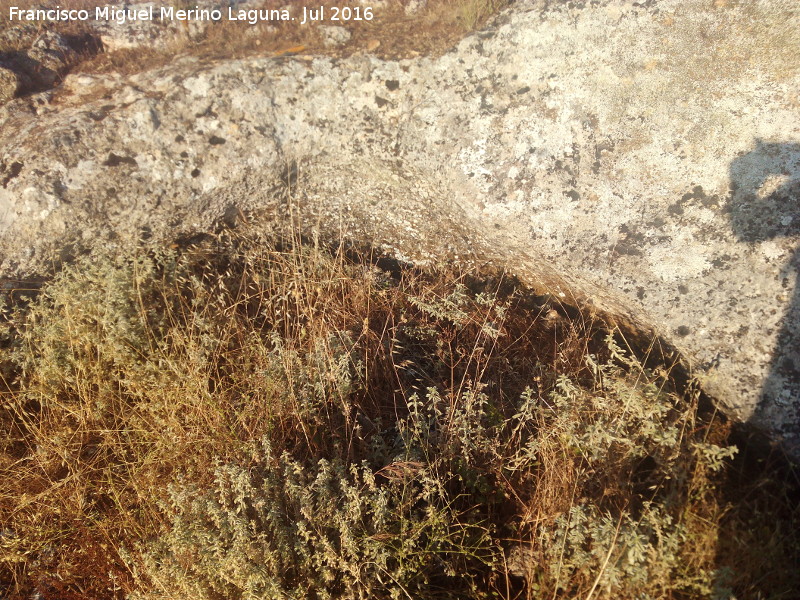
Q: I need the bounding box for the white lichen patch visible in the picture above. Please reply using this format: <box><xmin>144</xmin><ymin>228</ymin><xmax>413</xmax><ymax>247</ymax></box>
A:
<box><xmin>646</xmin><ymin>240</ymin><xmax>711</xmax><ymax>283</ymax></box>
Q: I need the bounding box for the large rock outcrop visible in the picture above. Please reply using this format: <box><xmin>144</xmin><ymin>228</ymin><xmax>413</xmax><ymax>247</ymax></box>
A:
<box><xmin>1</xmin><ymin>0</ymin><xmax>799</xmax><ymax>451</ymax></box>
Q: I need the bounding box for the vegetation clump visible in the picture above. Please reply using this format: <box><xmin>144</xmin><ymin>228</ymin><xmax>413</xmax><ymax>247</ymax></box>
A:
<box><xmin>1</xmin><ymin>230</ymin><xmax>798</xmax><ymax>599</ymax></box>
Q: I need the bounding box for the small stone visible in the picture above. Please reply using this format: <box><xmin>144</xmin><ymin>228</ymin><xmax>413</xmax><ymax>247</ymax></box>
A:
<box><xmin>2</xmin><ymin>31</ymin><xmax>82</xmax><ymax>91</ymax></box>
<box><xmin>405</xmin><ymin>0</ymin><xmax>427</xmax><ymax>16</ymax></box>
<box><xmin>22</xmin><ymin>55</ymin><xmax>60</xmax><ymax>88</ymax></box>
<box><xmin>221</xmin><ymin>204</ymin><xmax>240</xmax><ymax>229</ymax></box>
<box><xmin>0</xmin><ymin>67</ymin><xmax>20</xmax><ymax>103</ymax></box>
<box><xmin>319</xmin><ymin>25</ymin><xmax>351</xmax><ymax>48</ymax></box>
<box><xmin>31</xmin><ymin>31</ymin><xmax>77</xmax><ymax>60</ymax></box>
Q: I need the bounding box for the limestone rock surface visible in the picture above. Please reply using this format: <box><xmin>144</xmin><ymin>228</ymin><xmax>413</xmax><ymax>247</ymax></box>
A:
<box><xmin>0</xmin><ymin>0</ymin><xmax>799</xmax><ymax>452</ymax></box>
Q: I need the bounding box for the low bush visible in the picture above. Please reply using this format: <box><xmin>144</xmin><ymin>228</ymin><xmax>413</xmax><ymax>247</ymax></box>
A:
<box><xmin>1</xmin><ymin>230</ymin><xmax>797</xmax><ymax>599</ymax></box>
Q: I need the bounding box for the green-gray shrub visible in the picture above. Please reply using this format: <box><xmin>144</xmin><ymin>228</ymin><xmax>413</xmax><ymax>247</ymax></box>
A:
<box><xmin>132</xmin><ymin>327</ymin><xmax>736</xmax><ymax>600</ymax></box>
<box><xmin>5</xmin><ymin>237</ymin><xmax>793</xmax><ymax>600</ymax></box>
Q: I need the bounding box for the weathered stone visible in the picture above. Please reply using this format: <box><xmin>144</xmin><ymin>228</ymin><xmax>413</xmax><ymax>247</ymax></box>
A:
<box><xmin>319</xmin><ymin>25</ymin><xmax>351</xmax><ymax>48</ymax></box>
<box><xmin>0</xmin><ymin>22</ymin><xmax>37</xmax><ymax>50</ymax></box>
<box><xmin>0</xmin><ymin>0</ymin><xmax>798</xmax><ymax>453</ymax></box>
<box><xmin>95</xmin><ymin>21</ymin><xmax>175</xmax><ymax>53</ymax></box>
<box><xmin>0</xmin><ymin>67</ymin><xmax>18</xmax><ymax>102</ymax></box>
<box><xmin>92</xmin><ymin>0</ymin><xmax>265</xmax><ymax>52</ymax></box>
<box><xmin>91</xmin><ymin>2</ymin><xmax>195</xmax><ymax>52</ymax></box>
<box><xmin>27</xmin><ymin>31</ymin><xmax>80</xmax><ymax>87</ymax></box>
<box><xmin>0</xmin><ymin>30</ymin><xmax>86</xmax><ymax>98</ymax></box>
<box><xmin>404</xmin><ymin>0</ymin><xmax>427</xmax><ymax>17</ymax></box>
<box><xmin>30</xmin><ymin>30</ymin><xmax>78</xmax><ymax>59</ymax></box>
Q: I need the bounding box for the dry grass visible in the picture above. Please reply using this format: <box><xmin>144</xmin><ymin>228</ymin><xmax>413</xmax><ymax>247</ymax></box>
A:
<box><xmin>0</xmin><ymin>226</ymin><xmax>797</xmax><ymax>599</ymax></box>
<box><xmin>1</xmin><ymin>0</ymin><xmax>510</xmax><ymax>84</ymax></box>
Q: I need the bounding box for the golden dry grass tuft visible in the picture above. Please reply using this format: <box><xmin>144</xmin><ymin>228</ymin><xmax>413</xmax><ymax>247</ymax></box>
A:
<box><xmin>0</xmin><ymin>228</ymin><xmax>798</xmax><ymax>599</ymax></box>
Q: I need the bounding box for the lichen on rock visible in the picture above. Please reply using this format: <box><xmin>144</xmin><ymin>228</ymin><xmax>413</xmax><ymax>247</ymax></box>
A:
<box><xmin>0</xmin><ymin>0</ymin><xmax>799</xmax><ymax>454</ymax></box>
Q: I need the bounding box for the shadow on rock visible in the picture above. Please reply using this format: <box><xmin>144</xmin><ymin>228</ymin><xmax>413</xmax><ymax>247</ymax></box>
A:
<box><xmin>729</xmin><ymin>139</ymin><xmax>800</xmax><ymax>451</ymax></box>
<box><xmin>0</xmin><ymin>30</ymin><xmax>102</xmax><ymax>102</ymax></box>
<box><xmin>704</xmin><ymin>140</ymin><xmax>800</xmax><ymax>597</ymax></box>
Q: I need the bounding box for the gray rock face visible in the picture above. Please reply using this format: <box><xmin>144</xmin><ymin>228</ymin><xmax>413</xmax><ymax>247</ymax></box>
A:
<box><xmin>0</xmin><ymin>0</ymin><xmax>799</xmax><ymax>452</ymax></box>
